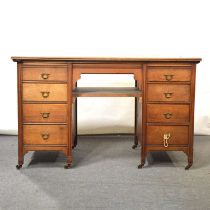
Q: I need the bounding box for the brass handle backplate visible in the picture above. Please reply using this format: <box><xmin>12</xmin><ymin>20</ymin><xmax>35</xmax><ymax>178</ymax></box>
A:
<box><xmin>41</xmin><ymin>91</ymin><xmax>50</xmax><ymax>98</ymax></box>
<box><xmin>40</xmin><ymin>112</ymin><xmax>50</xmax><ymax>119</ymax></box>
<box><xmin>164</xmin><ymin>92</ymin><xmax>173</xmax><ymax>99</ymax></box>
<box><xmin>163</xmin><ymin>113</ymin><xmax>173</xmax><ymax>119</ymax></box>
<box><xmin>41</xmin><ymin>73</ymin><xmax>50</xmax><ymax>80</ymax></box>
<box><xmin>163</xmin><ymin>133</ymin><xmax>171</xmax><ymax>147</ymax></box>
<box><xmin>41</xmin><ymin>133</ymin><xmax>50</xmax><ymax>140</ymax></box>
<box><xmin>164</xmin><ymin>74</ymin><xmax>174</xmax><ymax>81</ymax></box>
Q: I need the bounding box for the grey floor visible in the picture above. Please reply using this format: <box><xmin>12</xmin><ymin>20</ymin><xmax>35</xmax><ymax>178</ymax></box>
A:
<box><xmin>0</xmin><ymin>135</ymin><xmax>210</xmax><ymax>210</ymax></box>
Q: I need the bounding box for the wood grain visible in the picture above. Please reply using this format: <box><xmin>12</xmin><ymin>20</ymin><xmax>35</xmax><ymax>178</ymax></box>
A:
<box><xmin>17</xmin><ymin>62</ymin><xmax>24</xmax><ymax>166</ymax></box>
<box><xmin>23</xmin><ymin>104</ymin><xmax>68</xmax><ymax>123</ymax></box>
<box><xmin>146</xmin><ymin>125</ymin><xmax>189</xmax><ymax>145</ymax></box>
<box><xmin>22</xmin><ymin>83</ymin><xmax>67</xmax><ymax>102</ymax></box>
<box><xmin>72</xmin><ymin>63</ymin><xmax>142</xmax><ymax>88</ymax></box>
<box><xmin>22</xmin><ymin>66</ymin><xmax>67</xmax><ymax>81</ymax></box>
<box><xmin>147</xmin><ymin>104</ymin><xmax>190</xmax><ymax>123</ymax></box>
<box><xmin>147</xmin><ymin>84</ymin><xmax>190</xmax><ymax>102</ymax></box>
<box><xmin>23</xmin><ymin>125</ymin><xmax>68</xmax><ymax>145</ymax></box>
<box><xmin>11</xmin><ymin>57</ymin><xmax>202</xmax><ymax>63</ymax></box>
<box><xmin>147</xmin><ymin>67</ymin><xmax>192</xmax><ymax>82</ymax></box>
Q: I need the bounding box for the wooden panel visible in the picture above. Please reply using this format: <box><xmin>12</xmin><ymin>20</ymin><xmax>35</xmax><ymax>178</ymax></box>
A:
<box><xmin>147</xmin><ymin>67</ymin><xmax>191</xmax><ymax>82</ymax></box>
<box><xmin>147</xmin><ymin>125</ymin><xmax>189</xmax><ymax>145</ymax></box>
<box><xmin>73</xmin><ymin>63</ymin><xmax>141</xmax><ymax>70</ymax></box>
<box><xmin>11</xmin><ymin>57</ymin><xmax>202</xmax><ymax>63</ymax></box>
<box><xmin>147</xmin><ymin>104</ymin><xmax>190</xmax><ymax>123</ymax></box>
<box><xmin>24</xmin><ymin>146</ymin><xmax>68</xmax><ymax>155</ymax></box>
<box><xmin>73</xmin><ymin>87</ymin><xmax>142</xmax><ymax>97</ymax></box>
<box><xmin>146</xmin><ymin>146</ymin><xmax>188</xmax><ymax>152</ymax></box>
<box><xmin>73</xmin><ymin>63</ymin><xmax>143</xmax><ymax>87</ymax></box>
<box><xmin>22</xmin><ymin>66</ymin><xmax>67</xmax><ymax>81</ymax></box>
<box><xmin>147</xmin><ymin>84</ymin><xmax>190</xmax><ymax>102</ymax></box>
<box><xmin>22</xmin><ymin>84</ymin><xmax>67</xmax><ymax>102</ymax></box>
<box><xmin>23</xmin><ymin>125</ymin><xmax>68</xmax><ymax>145</ymax></box>
<box><xmin>23</xmin><ymin>104</ymin><xmax>68</xmax><ymax>123</ymax></box>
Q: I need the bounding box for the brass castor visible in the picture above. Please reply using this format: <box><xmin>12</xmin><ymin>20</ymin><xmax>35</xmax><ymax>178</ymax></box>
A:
<box><xmin>16</xmin><ymin>165</ymin><xmax>22</xmax><ymax>170</ymax></box>
<box><xmin>132</xmin><ymin>144</ymin><xmax>138</xmax><ymax>149</ymax></box>
<box><xmin>138</xmin><ymin>163</ymin><xmax>145</xmax><ymax>169</ymax></box>
<box><xmin>64</xmin><ymin>164</ymin><xmax>71</xmax><ymax>169</ymax></box>
<box><xmin>185</xmin><ymin>164</ymin><xmax>192</xmax><ymax>170</ymax></box>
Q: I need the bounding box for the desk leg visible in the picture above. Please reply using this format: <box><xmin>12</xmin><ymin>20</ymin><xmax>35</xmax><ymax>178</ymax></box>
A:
<box><xmin>185</xmin><ymin>147</ymin><xmax>193</xmax><ymax>170</ymax></box>
<box><xmin>137</xmin><ymin>96</ymin><xmax>146</xmax><ymax>169</ymax></box>
<box><xmin>72</xmin><ymin>98</ymin><xmax>78</xmax><ymax>149</ymax></box>
<box><xmin>72</xmin><ymin>80</ymin><xmax>78</xmax><ymax>149</ymax></box>
<box><xmin>16</xmin><ymin>62</ymin><xmax>24</xmax><ymax>169</ymax></box>
<box><xmin>132</xmin><ymin>81</ymin><xmax>138</xmax><ymax>149</ymax></box>
<box><xmin>65</xmin><ymin>64</ymin><xmax>73</xmax><ymax>168</ymax></box>
<box><xmin>138</xmin><ymin>64</ymin><xmax>146</xmax><ymax>169</ymax></box>
<box><xmin>132</xmin><ymin>97</ymin><xmax>138</xmax><ymax>149</ymax></box>
<box><xmin>16</xmin><ymin>141</ymin><xmax>24</xmax><ymax>169</ymax></box>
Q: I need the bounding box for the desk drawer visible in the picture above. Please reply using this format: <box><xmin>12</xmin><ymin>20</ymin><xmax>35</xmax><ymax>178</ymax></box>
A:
<box><xmin>23</xmin><ymin>84</ymin><xmax>67</xmax><ymax>102</ymax></box>
<box><xmin>147</xmin><ymin>104</ymin><xmax>190</xmax><ymax>123</ymax></box>
<box><xmin>147</xmin><ymin>68</ymin><xmax>191</xmax><ymax>82</ymax></box>
<box><xmin>23</xmin><ymin>125</ymin><xmax>68</xmax><ymax>145</ymax></box>
<box><xmin>147</xmin><ymin>84</ymin><xmax>190</xmax><ymax>102</ymax></box>
<box><xmin>23</xmin><ymin>104</ymin><xmax>68</xmax><ymax>123</ymax></box>
<box><xmin>22</xmin><ymin>66</ymin><xmax>67</xmax><ymax>81</ymax></box>
<box><xmin>147</xmin><ymin>125</ymin><xmax>189</xmax><ymax>146</ymax></box>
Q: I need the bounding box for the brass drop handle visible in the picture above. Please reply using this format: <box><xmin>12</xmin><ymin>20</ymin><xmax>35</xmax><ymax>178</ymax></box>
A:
<box><xmin>163</xmin><ymin>113</ymin><xmax>173</xmax><ymax>119</ymax></box>
<box><xmin>41</xmin><ymin>73</ymin><xmax>50</xmax><ymax>80</ymax></box>
<box><xmin>41</xmin><ymin>133</ymin><xmax>50</xmax><ymax>140</ymax></box>
<box><xmin>164</xmin><ymin>92</ymin><xmax>173</xmax><ymax>99</ymax></box>
<box><xmin>163</xmin><ymin>133</ymin><xmax>171</xmax><ymax>147</ymax></box>
<box><xmin>41</xmin><ymin>91</ymin><xmax>50</xmax><ymax>98</ymax></box>
<box><xmin>164</xmin><ymin>74</ymin><xmax>174</xmax><ymax>81</ymax></box>
<box><xmin>40</xmin><ymin>112</ymin><xmax>50</xmax><ymax>119</ymax></box>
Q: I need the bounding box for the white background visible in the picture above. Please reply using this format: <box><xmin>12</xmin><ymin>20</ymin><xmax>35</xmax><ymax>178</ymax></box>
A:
<box><xmin>0</xmin><ymin>0</ymin><xmax>209</xmax><ymax>135</ymax></box>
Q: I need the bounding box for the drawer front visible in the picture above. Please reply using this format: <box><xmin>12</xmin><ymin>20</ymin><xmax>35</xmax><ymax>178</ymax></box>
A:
<box><xmin>23</xmin><ymin>84</ymin><xmax>67</xmax><ymax>102</ymax></box>
<box><xmin>147</xmin><ymin>68</ymin><xmax>191</xmax><ymax>82</ymax></box>
<box><xmin>147</xmin><ymin>84</ymin><xmax>190</xmax><ymax>102</ymax></box>
<box><xmin>147</xmin><ymin>104</ymin><xmax>190</xmax><ymax>123</ymax></box>
<box><xmin>23</xmin><ymin>125</ymin><xmax>68</xmax><ymax>145</ymax></box>
<box><xmin>22</xmin><ymin>66</ymin><xmax>67</xmax><ymax>81</ymax></box>
<box><xmin>147</xmin><ymin>125</ymin><xmax>189</xmax><ymax>146</ymax></box>
<box><xmin>23</xmin><ymin>104</ymin><xmax>68</xmax><ymax>123</ymax></box>
<box><xmin>73</xmin><ymin>63</ymin><xmax>141</xmax><ymax>71</ymax></box>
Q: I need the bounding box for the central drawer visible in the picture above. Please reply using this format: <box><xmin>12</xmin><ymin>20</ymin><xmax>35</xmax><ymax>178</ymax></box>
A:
<box><xmin>147</xmin><ymin>104</ymin><xmax>190</xmax><ymax>123</ymax></box>
<box><xmin>147</xmin><ymin>84</ymin><xmax>190</xmax><ymax>102</ymax></box>
<box><xmin>23</xmin><ymin>104</ymin><xmax>68</xmax><ymax>123</ymax></box>
<box><xmin>22</xmin><ymin>83</ymin><xmax>67</xmax><ymax>102</ymax></box>
<box><xmin>23</xmin><ymin>125</ymin><xmax>68</xmax><ymax>145</ymax></box>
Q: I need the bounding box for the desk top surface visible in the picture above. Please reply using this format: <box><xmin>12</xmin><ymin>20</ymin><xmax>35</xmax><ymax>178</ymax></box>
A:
<box><xmin>11</xmin><ymin>57</ymin><xmax>202</xmax><ymax>63</ymax></box>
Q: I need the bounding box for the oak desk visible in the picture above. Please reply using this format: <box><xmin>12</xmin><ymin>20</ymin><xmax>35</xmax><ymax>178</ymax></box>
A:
<box><xmin>11</xmin><ymin>57</ymin><xmax>201</xmax><ymax>169</ymax></box>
